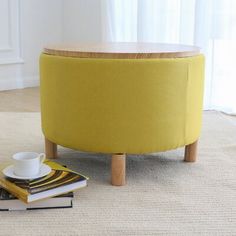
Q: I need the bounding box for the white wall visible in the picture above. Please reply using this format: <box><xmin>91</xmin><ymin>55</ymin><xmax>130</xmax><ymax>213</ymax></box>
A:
<box><xmin>0</xmin><ymin>0</ymin><xmax>100</xmax><ymax>90</ymax></box>
<box><xmin>62</xmin><ymin>0</ymin><xmax>102</xmax><ymax>43</ymax></box>
<box><xmin>0</xmin><ymin>0</ymin><xmax>102</xmax><ymax>91</ymax></box>
<box><xmin>0</xmin><ymin>0</ymin><xmax>63</xmax><ymax>90</ymax></box>
<box><xmin>20</xmin><ymin>0</ymin><xmax>63</xmax><ymax>77</ymax></box>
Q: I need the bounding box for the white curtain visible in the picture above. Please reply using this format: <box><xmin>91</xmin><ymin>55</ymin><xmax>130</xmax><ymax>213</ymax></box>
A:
<box><xmin>101</xmin><ymin>0</ymin><xmax>236</xmax><ymax>114</ymax></box>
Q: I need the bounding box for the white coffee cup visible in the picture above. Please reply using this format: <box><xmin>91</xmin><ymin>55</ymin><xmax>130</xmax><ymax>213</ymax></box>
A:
<box><xmin>13</xmin><ymin>152</ymin><xmax>46</xmax><ymax>177</ymax></box>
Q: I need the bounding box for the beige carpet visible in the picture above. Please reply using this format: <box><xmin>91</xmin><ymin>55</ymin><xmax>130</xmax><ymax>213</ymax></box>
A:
<box><xmin>0</xmin><ymin>111</ymin><xmax>235</xmax><ymax>236</ymax></box>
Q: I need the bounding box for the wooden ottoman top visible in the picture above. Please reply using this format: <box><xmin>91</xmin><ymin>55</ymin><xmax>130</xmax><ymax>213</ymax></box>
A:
<box><xmin>43</xmin><ymin>42</ymin><xmax>200</xmax><ymax>59</ymax></box>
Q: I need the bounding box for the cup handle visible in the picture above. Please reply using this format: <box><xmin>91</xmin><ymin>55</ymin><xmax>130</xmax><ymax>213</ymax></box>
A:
<box><xmin>39</xmin><ymin>153</ymin><xmax>46</xmax><ymax>164</ymax></box>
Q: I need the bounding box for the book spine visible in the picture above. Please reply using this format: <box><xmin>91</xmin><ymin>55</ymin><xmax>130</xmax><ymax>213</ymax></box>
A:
<box><xmin>0</xmin><ymin>204</ymin><xmax>73</xmax><ymax>211</ymax></box>
<box><xmin>0</xmin><ymin>180</ymin><xmax>28</xmax><ymax>203</ymax></box>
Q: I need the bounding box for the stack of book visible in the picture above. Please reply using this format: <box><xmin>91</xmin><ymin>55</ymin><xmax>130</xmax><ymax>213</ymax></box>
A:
<box><xmin>0</xmin><ymin>160</ymin><xmax>88</xmax><ymax>211</ymax></box>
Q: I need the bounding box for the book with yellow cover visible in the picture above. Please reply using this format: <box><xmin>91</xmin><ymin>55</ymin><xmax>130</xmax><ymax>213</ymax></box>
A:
<box><xmin>0</xmin><ymin>160</ymin><xmax>88</xmax><ymax>203</ymax></box>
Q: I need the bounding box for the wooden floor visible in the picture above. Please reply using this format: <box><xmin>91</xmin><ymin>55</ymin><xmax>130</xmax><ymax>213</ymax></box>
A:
<box><xmin>0</xmin><ymin>87</ymin><xmax>40</xmax><ymax>112</ymax></box>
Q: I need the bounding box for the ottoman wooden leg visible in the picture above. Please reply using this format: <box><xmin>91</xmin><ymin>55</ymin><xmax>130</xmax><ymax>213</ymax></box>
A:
<box><xmin>111</xmin><ymin>153</ymin><xmax>126</xmax><ymax>186</ymax></box>
<box><xmin>184</xmin><ymin>140</ymin><xmax>198</xmax><ymax>162</ymax></box>
<box><xmin>45</xmin><ymin>137</ymin><xmax>57</xmax><ymax>159</ymax></box>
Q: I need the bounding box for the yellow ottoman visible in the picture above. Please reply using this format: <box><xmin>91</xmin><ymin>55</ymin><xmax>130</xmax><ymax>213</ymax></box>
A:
<box><xmin>40</xmin><ymin>43</ymin><xmax>204</xmax><ymax>186</ymax></box>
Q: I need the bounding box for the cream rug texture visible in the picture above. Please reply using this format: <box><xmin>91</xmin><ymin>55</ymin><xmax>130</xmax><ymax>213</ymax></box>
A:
<box><xmin>0</xmin><ymin>111</ymin><xmax>235</xmax><ymax>236</ymax></box>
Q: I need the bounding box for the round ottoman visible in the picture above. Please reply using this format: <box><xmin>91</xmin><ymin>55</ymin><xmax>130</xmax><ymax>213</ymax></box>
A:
<box><xmin>40</xmin><ymin>43</ymin><xmax>205</xmax><ymax>186</ymax></box>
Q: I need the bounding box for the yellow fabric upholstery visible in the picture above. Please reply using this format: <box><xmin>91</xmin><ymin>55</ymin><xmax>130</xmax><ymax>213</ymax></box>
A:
<box><xmin>40</xmin><ymin>54</ymin><xmax>204</xmax><ymax>154</ymax></box>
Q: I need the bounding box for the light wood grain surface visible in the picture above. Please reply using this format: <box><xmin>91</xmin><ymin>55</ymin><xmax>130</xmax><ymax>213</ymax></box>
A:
<box><xmin>44</xmin><ymin>42</ymin><xmax>200</xmax><ymax>59</ymax></box>
<box><xmin>111</xmin><ymin>153</ymin><xmax>126</xmax><ymax>186</ymax></box>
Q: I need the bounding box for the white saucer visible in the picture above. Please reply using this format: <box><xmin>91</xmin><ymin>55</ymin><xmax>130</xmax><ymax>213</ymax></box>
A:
<box><xmin>2</xmin><ymin>164</ymin><xmax>52</xmax><ymax>180</ymax></box>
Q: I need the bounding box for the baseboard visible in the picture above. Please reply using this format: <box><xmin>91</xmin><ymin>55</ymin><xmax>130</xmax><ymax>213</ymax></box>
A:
<box><xmin>0</xmin><ymin>76</ymin><xmax>39</xmax><ymax>91</ymax></box>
